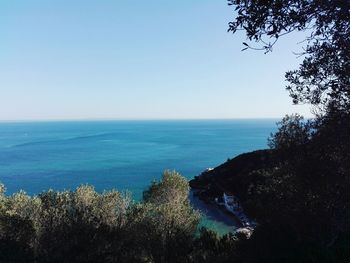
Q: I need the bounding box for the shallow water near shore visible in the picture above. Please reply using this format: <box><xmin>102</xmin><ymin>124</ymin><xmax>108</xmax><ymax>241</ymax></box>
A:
<box><xmin>0</xmin><ymin>119</ymin><xmax>276</xmax><ymax>233</ymax></box>
<box><xmin>189</xmin><ymin>190</ymin><xmax>241</xmax><ymax>235</ymax></box>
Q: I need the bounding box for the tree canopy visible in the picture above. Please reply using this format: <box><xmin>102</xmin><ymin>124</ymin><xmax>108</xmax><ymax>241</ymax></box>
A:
<box><xmin>0</xmin><ymin>171</ymin><xmax>200</xmax><ymax>262</ymax></box>
<box><xmin>228</xmin><ymin>0</ymin><xmax>350</xmax><ymax>113</ymax></box>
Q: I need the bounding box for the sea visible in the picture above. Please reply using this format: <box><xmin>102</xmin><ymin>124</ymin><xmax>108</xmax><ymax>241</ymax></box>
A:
<box><xmin>0</xmin><ymin>119</ymin><xmax>277</xmax><ymax>234</ymax></box>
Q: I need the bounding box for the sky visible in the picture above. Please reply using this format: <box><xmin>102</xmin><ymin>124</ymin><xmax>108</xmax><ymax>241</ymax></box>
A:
<box><xmin>0</xmin><ymin>0</ymin><xmax>312</xmax><ymax>121</ymax></box>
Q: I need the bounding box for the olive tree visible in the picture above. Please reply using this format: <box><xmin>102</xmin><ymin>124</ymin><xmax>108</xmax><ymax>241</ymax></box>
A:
<box><xmin>228</xmin><ymin>0</ymin><xmax>350</xmax><ymax>113</ymax></box>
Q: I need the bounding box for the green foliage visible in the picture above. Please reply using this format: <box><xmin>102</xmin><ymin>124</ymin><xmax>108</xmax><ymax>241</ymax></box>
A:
<box><xmin>268</xmin><ymin>114</ymin><xmax>312</xmax><ymax>150</ymax></box>
<box><xmin>35</xmin><ymin>186</ymin><xmax>131</xmax><ymax>262</ymax></box>
<box><xmin>0</xmin><ymin>171</ymin><xmax>203</xmax><ymax>263</ymax></box>
<box><xmin>130</xmin><ymin>170</ymin><xmax>200</xmax><ymax>262</ymax></box>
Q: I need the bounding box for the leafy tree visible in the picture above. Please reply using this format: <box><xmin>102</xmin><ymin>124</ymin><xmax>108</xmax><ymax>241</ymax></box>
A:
<box><xmin>228</xmin><ymin>0</ymin><xmax>350</xmax><ymax>113</ymax></box>
<box><xmin>134</xmin><ymin>170</ymin><xmax>200</xmax><ymax>262</ymax></box>
<box><xmin>267</xmin><ymin>114</ymin><xmax>312</xmax><ymax>150</ymax></box>
<box><xmin>143</xmin><ymin>170</ymin><xmax>190</xmax><ymax>205</ymax></box>
<box><xmin>36</xmin><ymin>186</ymin><xmax>131</xmax><ymax>262</ymax></box>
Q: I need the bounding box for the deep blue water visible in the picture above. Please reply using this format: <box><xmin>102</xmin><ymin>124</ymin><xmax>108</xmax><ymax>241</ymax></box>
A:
<box><xmin>0</xmin><ymin>120</ymin><xmax>277</xmax><ymax>197</ymax></box>
<box><xmin>0</xmin><ymin>120</ymin><xmax>277</xmax><ymax>233</ymax></box>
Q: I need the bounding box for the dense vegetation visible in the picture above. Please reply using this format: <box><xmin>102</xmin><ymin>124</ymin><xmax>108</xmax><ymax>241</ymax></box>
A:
<box><xmin>222</xmin><ymin>0</ymin><xmax>349</xmax><ymax>261</ymax></box>
<box><xmin>0</xmin><ymin>171</ymin><xmax>205</xmax><ymax>262</ymax></box>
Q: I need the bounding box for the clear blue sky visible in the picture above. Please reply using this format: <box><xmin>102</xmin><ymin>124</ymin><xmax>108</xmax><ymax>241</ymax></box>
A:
<box><xmin>0</xmin><ymin>0</ymin><xmax>311</xmax><ymax>121</ymax></box>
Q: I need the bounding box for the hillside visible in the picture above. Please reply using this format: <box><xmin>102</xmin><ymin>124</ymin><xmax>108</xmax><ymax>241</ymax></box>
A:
<box><xmin>189</xmin><ymin>149</ymin><xmax>282</xmax><ymax>220</ymax></box>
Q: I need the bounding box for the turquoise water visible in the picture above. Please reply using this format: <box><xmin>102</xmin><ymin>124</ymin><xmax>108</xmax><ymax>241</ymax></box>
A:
<box><xmin>0</xmin><ymin>120</ymin><xmax>276</xmax><ymax>233</ymax></box>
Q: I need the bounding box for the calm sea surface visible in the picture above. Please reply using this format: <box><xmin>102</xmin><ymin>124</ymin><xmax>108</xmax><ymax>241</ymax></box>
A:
<box><xmin>0</xmin><ymin>120</ymin><xmax>277</xmax><ymax>233</ymax></box>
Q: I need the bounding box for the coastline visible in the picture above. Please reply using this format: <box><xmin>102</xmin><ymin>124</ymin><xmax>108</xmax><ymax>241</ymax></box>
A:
<box><xmin>189</xmin><ymin>190</ymin><xmax>241</xmax><ymax>235</ymax></box>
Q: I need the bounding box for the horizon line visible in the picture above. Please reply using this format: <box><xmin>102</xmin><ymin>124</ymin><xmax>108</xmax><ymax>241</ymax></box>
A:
<box><xmin>0</xmin><ymin>117</ymin><xmax>286</xmax><ymax>123</ymax></box>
